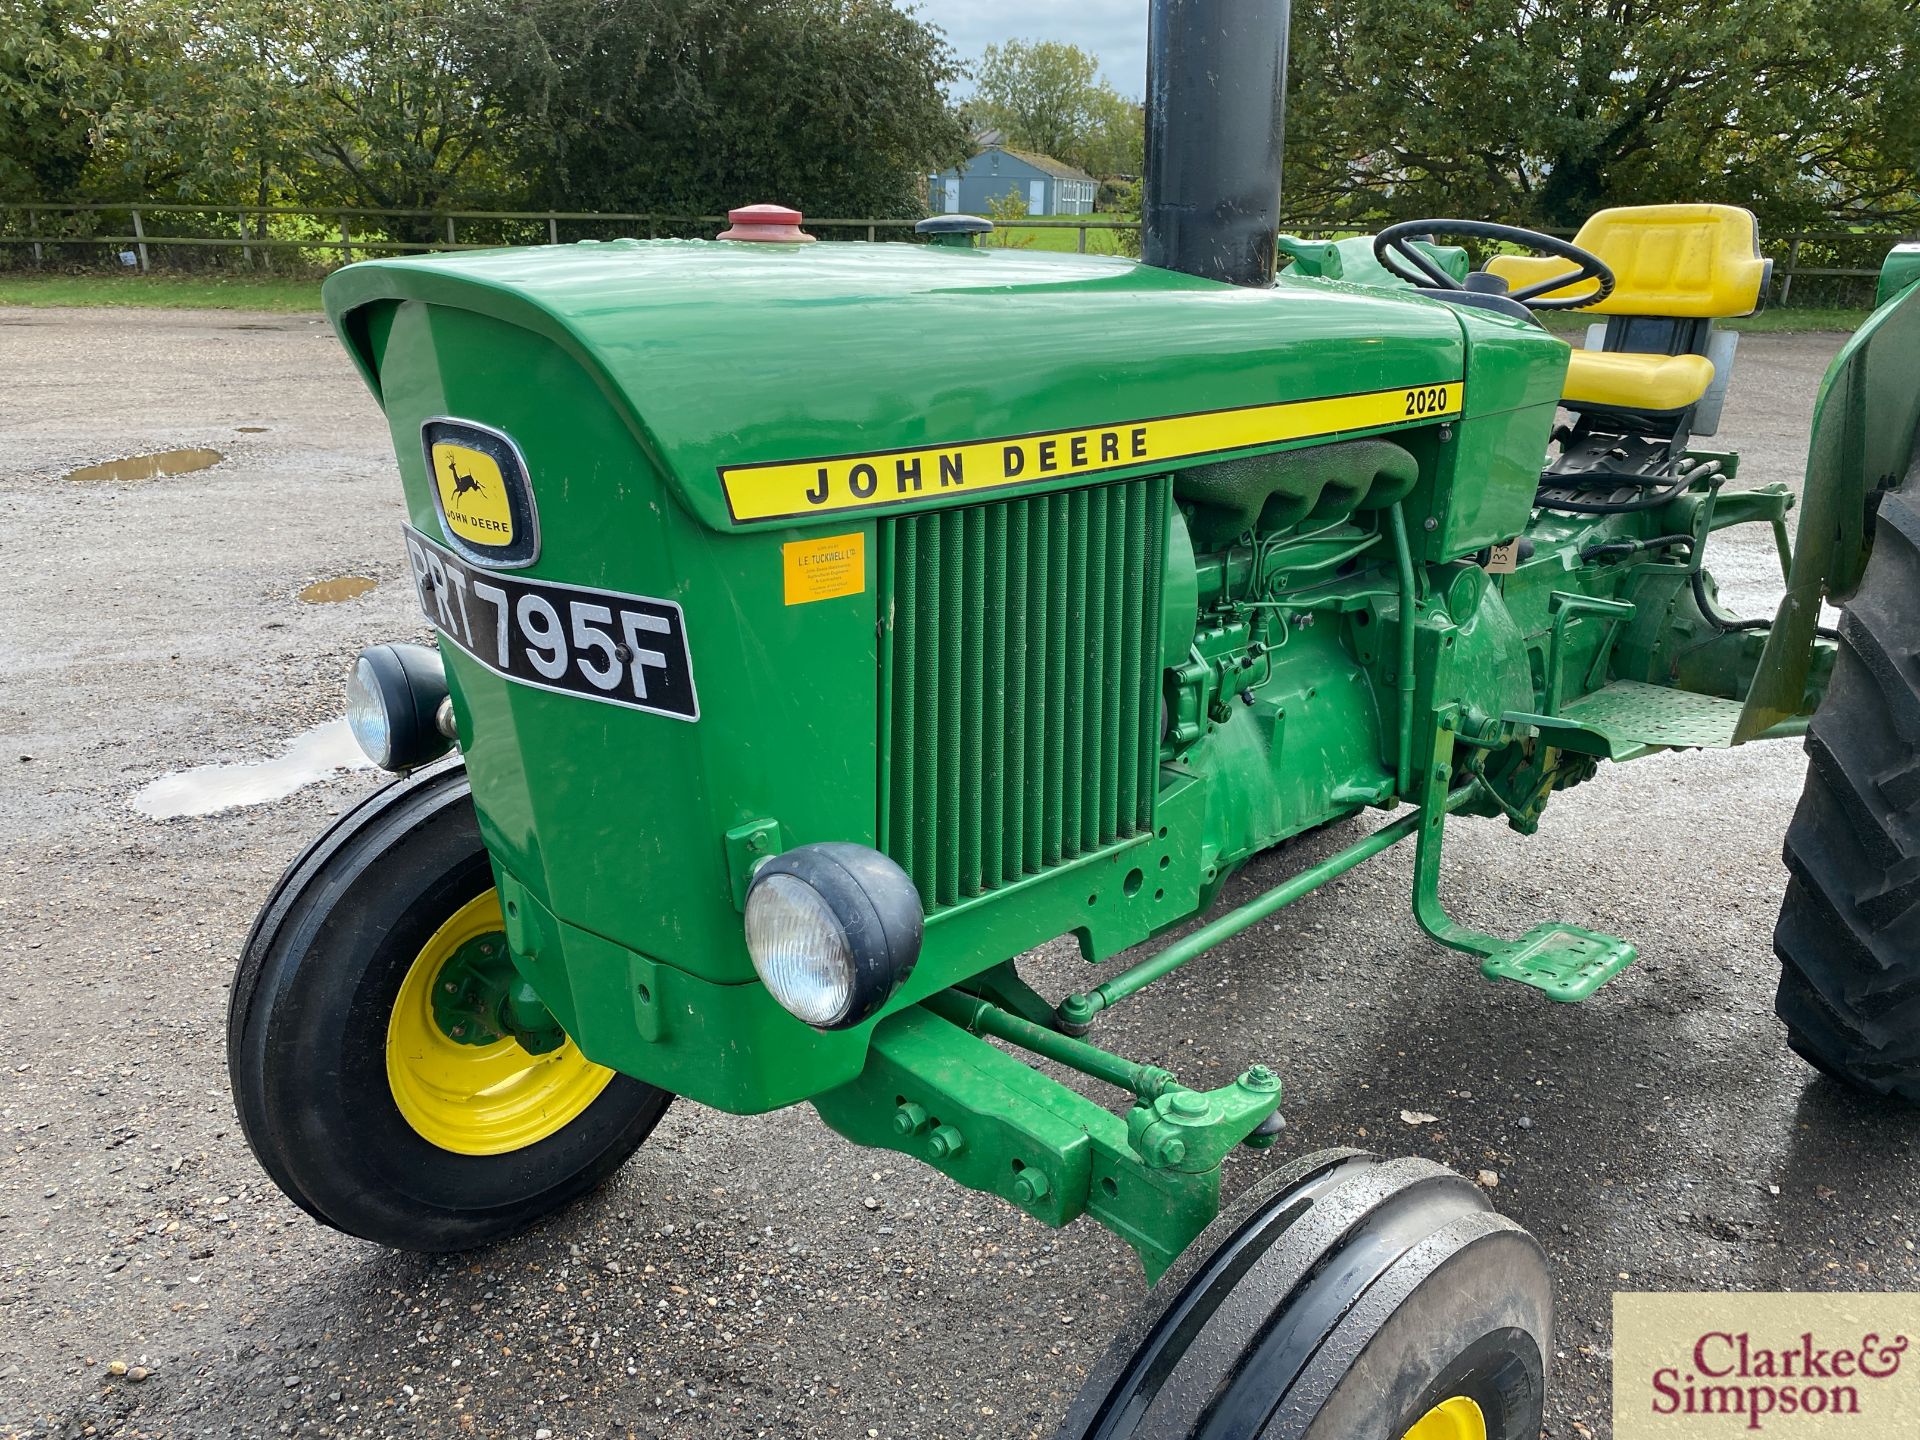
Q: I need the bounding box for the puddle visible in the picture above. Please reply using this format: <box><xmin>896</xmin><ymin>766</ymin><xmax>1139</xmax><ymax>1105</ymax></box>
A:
<box><xmin>132</xmin><ymin>719</ymin><xmax>371</xmax><ymax>820</ymax></box>
<box><xmin>298</xmin><ymin>575</ymin><xmax>377</xmax><ymax>604</ymax></box>
<box><xmin>65</xmin><ymin>448</ymin><xmax>224</xmax><ymax>484</ymax></box>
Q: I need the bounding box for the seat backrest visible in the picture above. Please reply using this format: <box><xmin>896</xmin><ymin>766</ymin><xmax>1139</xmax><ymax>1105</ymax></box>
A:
<box><xmin>1485</xmin><ymin>204</ymin><xmax>1769</xmax><ymax>317</ymax></box>
<box><xmin>1575</xmin><ymin>204</ymin><xmax>1768</xmax><ymax>316</ymax></box>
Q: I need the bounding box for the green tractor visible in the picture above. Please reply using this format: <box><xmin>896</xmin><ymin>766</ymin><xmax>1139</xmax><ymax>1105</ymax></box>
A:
<box><xmin>228</xmin><ymin>0</ymin><xmax>1920</xmax><ymax>1432</ymax></box>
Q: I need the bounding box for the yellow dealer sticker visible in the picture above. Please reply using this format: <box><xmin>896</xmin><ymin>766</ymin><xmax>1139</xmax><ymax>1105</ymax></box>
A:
<box><xmin>719</xmin><ymin>382</ymin><xmax>1461</xmax><ymax>523</ymax></box>
<box><xmin>783</xmin><ymin>532</ymin><xmax>866</xmax><ymax>605</ymax></box>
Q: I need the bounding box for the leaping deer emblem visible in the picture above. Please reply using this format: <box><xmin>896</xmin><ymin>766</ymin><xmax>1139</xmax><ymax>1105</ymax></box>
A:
<box><xmin>445</xmin><ymin>454</ymin><xmax>486</xmax><ymax>510</ymax></box>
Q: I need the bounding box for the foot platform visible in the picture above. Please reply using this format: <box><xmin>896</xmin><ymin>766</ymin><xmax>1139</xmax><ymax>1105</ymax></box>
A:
<box><xmin>1518</xmin><ymin>679</ymin><xmax>1748</xmax><ymax>761</ymax></box>
<box><xmin>1478</xmin><ymin>921</ymin><xmax>1636</xmax><ymax>1002</ymax></box>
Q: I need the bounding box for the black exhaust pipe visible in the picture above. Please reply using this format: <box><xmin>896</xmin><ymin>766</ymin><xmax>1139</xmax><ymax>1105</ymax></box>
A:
<box><xmin>1142</xmin><ymin>0</ymin><xmax>1292</xmax><ymax>288</ymax></box>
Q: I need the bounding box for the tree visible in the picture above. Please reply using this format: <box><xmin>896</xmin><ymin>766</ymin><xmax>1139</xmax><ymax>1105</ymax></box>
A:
<box><xmin>1283</xmin><ymin>0</ymin><xmax>1920</xmax><ymax>229</ymax></box>
<box><xmin>103</xmin><ymin>0</ymin><xmax>319</xmax><ymax>212</ymax></box>
<box><xmin>972</xmin><ymin>39</ymin><xmax>1101</xmax><ymax>163</ymax></box>
<box><xmin>1079</xmin><ymin>87</ymin><xmax>1144</xmax><ymax>181</ymax></box>
<box><xmin>0</xmin><ymin>0</ymin><xmax>120</xmax><ymax>200</ymax></box>
<box><xmin>98</xmin><ymin>0</ymin><xmax>524</xmax><ymax>238</ymax></box>
<box><xmin>293</xmin><ymin>0</ymin><xmax>526</xmax><ymax>224</ymax></box>
<box><xmin>468</xmin><ymin>0</ymin><xmax>970</xmax><ymax>219</ymax></box>
<box><xmin>970</xmin><ymin>38</ymin><xmax>1144</xmax><ymax>181</ymax></box>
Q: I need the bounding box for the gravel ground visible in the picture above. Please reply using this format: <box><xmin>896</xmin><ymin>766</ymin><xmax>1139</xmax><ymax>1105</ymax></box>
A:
<box><xmin>2</xmin><ymin>308</ymin><xmax>1915</xmax><ymax>1440</ymax></box>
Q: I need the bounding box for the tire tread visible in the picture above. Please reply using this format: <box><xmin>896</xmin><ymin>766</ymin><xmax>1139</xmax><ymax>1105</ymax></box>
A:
<box><xmin>1777</xmin><ymin>455</ymin><xmax>1920</xmax><ymax>1104</ymax></box>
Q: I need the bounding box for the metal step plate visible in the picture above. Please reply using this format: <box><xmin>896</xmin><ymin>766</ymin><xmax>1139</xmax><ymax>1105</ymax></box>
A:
<box><xmin>1527</xmin><ymin>679</ymin><xmax>1747</xmax><ymax>759</ymax></box>
<box><xmin>1480</xmin><ymin>921</ymin><xmax>1637</xmax><ymax>1003</ymax></box>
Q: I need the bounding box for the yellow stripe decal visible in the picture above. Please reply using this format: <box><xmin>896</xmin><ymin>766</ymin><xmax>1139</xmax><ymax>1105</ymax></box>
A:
<box><xmin>719</xmin><ymin>381</ymin><xmax>1461</xmax><ymax>523</ymax></box>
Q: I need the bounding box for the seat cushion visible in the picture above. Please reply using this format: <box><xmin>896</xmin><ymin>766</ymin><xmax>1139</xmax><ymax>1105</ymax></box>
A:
<box><xmin>1562</xmin><ymin>349</ymin><xmax>1715</xmax><ymax>414</ymax></box>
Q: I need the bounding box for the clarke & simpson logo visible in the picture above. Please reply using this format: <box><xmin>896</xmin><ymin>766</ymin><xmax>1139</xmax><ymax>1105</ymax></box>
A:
<box><xmin>1651</xmin><ymin>1330</ymin><xmax>1908</xmax><ymax>1428</ymax></box>
<box><xmin>1616</xmin><ymin>1295</ymin><xmax>1920</xmax><ymax>1439</ymax></box>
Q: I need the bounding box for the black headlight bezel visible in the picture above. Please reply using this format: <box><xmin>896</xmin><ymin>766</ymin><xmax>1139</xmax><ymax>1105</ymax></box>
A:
<box><xmin>744</xmin><ymin>842</ymin><xmax>924</xmax><ymax>1030</ymax></box>
<box><xmin>348</xmin><ymin>642</ymin><xmax>453</xmax><ymax>772</ymax></box>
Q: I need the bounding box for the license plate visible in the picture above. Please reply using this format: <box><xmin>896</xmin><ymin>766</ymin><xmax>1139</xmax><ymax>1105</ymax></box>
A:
<box><xmin>403</xmin><ymin>525</ymin><xmax>699</xmax><ymax>722</ymax></box>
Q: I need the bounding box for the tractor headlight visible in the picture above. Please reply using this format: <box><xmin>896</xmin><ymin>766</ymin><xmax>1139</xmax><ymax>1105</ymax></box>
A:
<box><xmin>346</xmin><ymin>642</ymin><xmax>454</xmax><ymax>772</ymax></box>
<box><xmin>744</xmin><ymin>843</ymin><xmax>924</xmax><ymax>1030</ymax></box>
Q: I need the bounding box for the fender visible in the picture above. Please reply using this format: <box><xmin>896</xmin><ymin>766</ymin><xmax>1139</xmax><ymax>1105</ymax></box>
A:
<box><xmin>1736</xmin><ymin>245</ymin><xmax>1920</xmax><ymax>740</ymax></box>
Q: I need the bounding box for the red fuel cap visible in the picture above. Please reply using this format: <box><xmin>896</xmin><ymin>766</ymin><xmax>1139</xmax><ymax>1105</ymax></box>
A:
<box><xmin>718</xmin><ymin>204</ymin><xmax>816</xmax><ymax>244</ymax></box>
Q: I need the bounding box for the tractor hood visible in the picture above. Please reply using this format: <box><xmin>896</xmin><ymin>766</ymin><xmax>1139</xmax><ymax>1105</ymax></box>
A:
<box><xmin>324</xmin><ymin>239</ymin><xmax>1475</xmax><ymax>534</ymax></box>
<box><xmin>314</xmin><ymin>235</ymin><xmax>1566</xmax><ymax>1110</ymax></box>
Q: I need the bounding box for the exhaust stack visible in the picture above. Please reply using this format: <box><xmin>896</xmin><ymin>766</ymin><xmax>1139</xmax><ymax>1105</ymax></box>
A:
<box><xmin>1142</xmin><ymin>0</ymin><xmax>1292</xmax><ymax>288</ymax></box>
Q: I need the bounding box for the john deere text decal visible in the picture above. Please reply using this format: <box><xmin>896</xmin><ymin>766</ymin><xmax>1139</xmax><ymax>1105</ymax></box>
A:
<box><xmin>718</xmin><ymin>382</ymin><xmax>1461</xmax><ymax>523</ymax></box>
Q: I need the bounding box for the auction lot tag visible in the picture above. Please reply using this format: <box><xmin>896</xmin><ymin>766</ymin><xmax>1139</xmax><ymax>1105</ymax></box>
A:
<box><xmin>1615</xmin><ymin>1292</ymin><xmax>1918</xmax><ymax>1438</ymax></box>
<box><xmin>783</xmin><ymin>532</ymin><xmax>865</xmax><ymax>605</ymax></box>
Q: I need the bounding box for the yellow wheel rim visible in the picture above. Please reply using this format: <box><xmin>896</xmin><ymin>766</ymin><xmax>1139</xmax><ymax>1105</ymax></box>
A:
<box><xmin>385</xmin><ymin>889</ymin><xmax>615</xmax><ymax>1156</ymax></box>
<box><xmin>1403</xmin><ymin>1395</ymin><xmax>1487</xmax><ymax>1440</ymax></box>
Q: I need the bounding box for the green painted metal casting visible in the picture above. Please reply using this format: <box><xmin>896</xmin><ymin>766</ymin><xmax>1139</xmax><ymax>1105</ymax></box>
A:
<box><xmin>430</xmin><ymin>930</ymin><xmax>565</xmax><ymax>1054</ymax></box>
<box><xmin>812</xmin><ymin>994</ymin><xmax>1282</xmax><ymax>1280</ymax></box>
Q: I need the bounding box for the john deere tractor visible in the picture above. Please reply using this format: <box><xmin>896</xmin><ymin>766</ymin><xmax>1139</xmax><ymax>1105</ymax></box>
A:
<box><xmin>227</xmin><ymin>0</ymin><xmax>1920</xmax><ymax>1432</ymax></box>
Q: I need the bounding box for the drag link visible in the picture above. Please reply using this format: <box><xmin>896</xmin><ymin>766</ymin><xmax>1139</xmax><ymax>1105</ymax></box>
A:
<box><xmin>923</xmin><ymin>989</ymin><xmax>1179</xmax><ymax>1102</ymax></box>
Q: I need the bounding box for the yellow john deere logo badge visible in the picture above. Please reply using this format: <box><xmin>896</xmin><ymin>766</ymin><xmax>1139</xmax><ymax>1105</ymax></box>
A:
<box><xmin>420</xmin><ymin>418</ymin><xmax>539</xmax><ymax>568</ymax></box>
<box><xmin>432</xmin><ymin>443</ymin><xmax>513</xmax><ymax>547</ymax></box>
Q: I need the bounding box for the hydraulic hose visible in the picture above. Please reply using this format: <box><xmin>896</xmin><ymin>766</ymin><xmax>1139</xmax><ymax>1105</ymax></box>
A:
<box><xmin>1691</xmin><ymin>567</ymin><xmax>1841</xmax><ymax>641</ymax></box>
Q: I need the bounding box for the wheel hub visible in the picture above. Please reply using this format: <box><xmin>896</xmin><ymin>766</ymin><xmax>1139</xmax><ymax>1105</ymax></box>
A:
<box><xmin>386</xmin><ymin>889</ymin><xmax>616</xmax><ymax>1156</ymax></box>
<box><xmin>1405</xmin><ymin>1395</ymin><xmax>1487</xmax><ymax>1440</ymax></box>
<box><xmin>429</xmin><ymin>930</ymin><xmax>566</xmax><ymax>1054</ymax></box>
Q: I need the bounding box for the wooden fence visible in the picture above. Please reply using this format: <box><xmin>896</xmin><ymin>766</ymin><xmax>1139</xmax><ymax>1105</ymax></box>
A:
<box><xmin>0</xmin><ymin>200</ymin><xmax>1130</xmax><ymax>261</ymax></box>
<box><xmin>2</xmin><ymin>201</ymin><xmax>1909</xmax><ymax>308</ymax></box>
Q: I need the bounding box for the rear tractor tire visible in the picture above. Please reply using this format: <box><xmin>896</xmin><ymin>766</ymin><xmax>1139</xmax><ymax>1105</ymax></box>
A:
<box><xmin>1776</xmin><ymin>468</ymin><xmax>1920</xmax><ymax>1103</ymax></box>
<box><xmin>1061</xmin><ymin>1150</ymin><xmax>1551</xmax><ymax>1440</ymax></box>
<box><xmin>227</xmin><ymin>762</ymin><xmax>672</xmax><ymax>1250</ymax></box>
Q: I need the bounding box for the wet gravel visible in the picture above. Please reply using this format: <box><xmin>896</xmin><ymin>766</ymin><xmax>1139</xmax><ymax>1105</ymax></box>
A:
<box><xmin>3</xmin><ymin>308</ymin><xmax>1916</xmax><ymax>1440</ymax></box>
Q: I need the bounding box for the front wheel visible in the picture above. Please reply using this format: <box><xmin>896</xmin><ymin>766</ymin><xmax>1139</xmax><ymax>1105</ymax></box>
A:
<box><xmin>227</xmin><ymin>762</ymin><xmax>672</xmax><ymax>1250</ymax></box>
<box><xmin>1061</xmin><ymin>1150</ymin><xmax>1551</xmax><ymax>1440</ymax></box>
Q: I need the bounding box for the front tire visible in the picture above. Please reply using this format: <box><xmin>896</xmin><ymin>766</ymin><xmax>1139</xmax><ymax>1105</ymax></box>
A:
<box><xmin>228</xmin><ymin>763</ymin><xmax>672</xmax><ymax>1250</ymax></box>
<box><xmin>1061</xmin><ymin>1150</ymin><xmax>1550</xmax><ymax>1440</ymax></box>
<box><xmin>1775</xmin><ymin>470</ymin><xmax>1920</xmax><ymax>1102</ymax></box>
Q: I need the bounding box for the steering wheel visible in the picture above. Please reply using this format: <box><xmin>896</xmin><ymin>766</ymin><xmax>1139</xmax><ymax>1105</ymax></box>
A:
<box><xmin>1373</xmin><ymin>219</ymin><xmax>1615</xmax><ymax>311</ymax></box>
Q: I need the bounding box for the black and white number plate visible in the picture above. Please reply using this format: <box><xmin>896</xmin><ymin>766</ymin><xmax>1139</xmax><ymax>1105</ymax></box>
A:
<box><xmin>403</xmin><ymin>525</ymin><xmax>699</xmax><ymax>721</ymax></box>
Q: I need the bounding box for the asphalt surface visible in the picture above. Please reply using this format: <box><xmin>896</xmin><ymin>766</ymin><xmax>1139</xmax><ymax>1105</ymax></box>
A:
<box><xmin>3</xmin><ymin>308</ymin><xmax>1916</xmax><ymax>1440</ymax></box>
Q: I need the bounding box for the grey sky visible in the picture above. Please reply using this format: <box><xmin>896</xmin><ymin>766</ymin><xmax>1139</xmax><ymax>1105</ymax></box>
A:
<box><xmin>911</xmin><ymin>1</ymin><xmax>1149</xmax><ymax>98</ymax></box>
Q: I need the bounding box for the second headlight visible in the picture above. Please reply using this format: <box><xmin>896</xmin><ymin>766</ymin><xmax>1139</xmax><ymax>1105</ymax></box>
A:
<box><xmin>743</xmin><ymin>843</ymin><xmax>923</xmax><ymax>1030</ymax></box>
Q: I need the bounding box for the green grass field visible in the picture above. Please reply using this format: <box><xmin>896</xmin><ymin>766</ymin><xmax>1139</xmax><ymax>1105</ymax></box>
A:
<box><xmin>0</xmin><ymin>272</ymin><xmax>325</xmax><ymax>312</ymax></box>
<box><xmin>988</xmin><ymin>213</ymin><xmax>1137</xmax><ymax>254</ymax></box>
<box><xmin>1729</xmin><ymin>307</ymin><xmax>1870</xmax><ymax>332</ymax></box>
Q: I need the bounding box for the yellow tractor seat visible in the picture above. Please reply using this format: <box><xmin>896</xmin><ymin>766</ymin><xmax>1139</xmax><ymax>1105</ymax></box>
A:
<box><xmin>1561</xmin><ymin>349</ymin><xmax>1716</xmax><ymax>414</ymax></box>
<box><xmin>1485</xmin><ymin>204</ymin><xmax>1769</xmax><ymax>317</ymax></box>
<box><xmin>1485</xmin><ymin>204</ymin><xmax>1768</xmax><ymax>418</ymax></box>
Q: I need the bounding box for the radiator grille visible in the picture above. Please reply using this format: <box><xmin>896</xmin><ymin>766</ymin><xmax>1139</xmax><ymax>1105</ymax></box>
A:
<box><xmin>879</xmin><ymin>477</ymin><xmax>1169</xmax><ymax>910</ymax></box>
